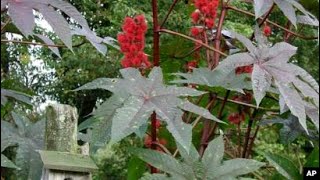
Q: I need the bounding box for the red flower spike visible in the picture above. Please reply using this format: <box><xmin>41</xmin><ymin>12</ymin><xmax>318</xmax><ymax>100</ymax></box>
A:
<box><xmin>118</xmin><ymin>14</ymin><xmax>151</xmax><ymax>69</ymax></box>
<box><xmin>263</xmin><ymin>25</ymin><xmax>272</xmax><ymax>36</ymax></box>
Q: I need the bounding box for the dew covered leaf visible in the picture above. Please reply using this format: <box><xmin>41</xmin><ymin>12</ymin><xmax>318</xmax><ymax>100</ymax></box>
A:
<box><xmin>131</xmin><ymin>148</ymin><xmax>187</xmax><ymax>178</ymax></box>
<box><xmin>252</xmin><ymin>64</ymin><xmax>272</xmax><ymax>107</ymax></box>
<box><xmin>172</xmin><ymin>68</ymin><xmax>251</xmax><ymax>93</ymax></box>
<box><xmin>76</xmin><ymin>67</ymin><xmax>222</xmax><ymax>152</ymax></box>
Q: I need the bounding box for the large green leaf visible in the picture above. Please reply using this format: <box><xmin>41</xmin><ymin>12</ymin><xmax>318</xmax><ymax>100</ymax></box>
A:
<box><xmin>130</xmin><ymin>148</ymin><xmax>190</xmax><ymax>179</ymax></box>
<box><xmin>127</xmin><ymin>156</ymin><xmax>148</xmax><ymax>180</ymax></box>
<box><xmin>172</xmin><ymin>68</ymin><xmax>252</xmax><ymax>94</ymax></box>
<box><xmin>264</xmin><ymin>152</ymin><xmax>302</xmax><ymax>180</ymax></box>
<box><xmin>1</xmin><ymin>88</ymin><xmax>32</xmax><ymax>106</ymax></box>
<box><xmin>76</xmin><ymin>67</ymin><xmax>223</xmax><ymax>152</ymax></box>
<box><xmin>202</xmin><ymin>135</ymin><xmax>224</xmax><ymax>172</ymax></box>
<box><xmin>1</xmin><ymin>113</ymin><xmax>45</xmax><ymax>180</ymax></box>
<box><xmin>218</xmin><ymin>29</ymin><xmax>319</xmax><ymax>133</ymax></box>
<box><xmin>134</xmin><ymin>135</ymin><xmax>265</xmax><ymax>180</ymax></box>
<box><xmin>1</xmin><ymin>154</ymin><xmax>19</xmax><ymax>169</ymax></box>
<box><xmin>211</xmin><ymin>159</ymin><xmax>265</xmax><ymax>179</ymax></box>
<box><xmin>304</xmin><ymin>148</ymin><xmax>319</xmax><ymax>168</ymax></box>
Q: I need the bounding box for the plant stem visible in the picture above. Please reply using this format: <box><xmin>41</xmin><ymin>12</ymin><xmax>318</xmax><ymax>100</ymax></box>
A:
<box><xmin>226</xmin><ymin>5</ymin><xmax>318</xmax><ymax>40</ymax></box>
<box><xmin>246</xmin><ymin>125</ymin><xmax>259</xmax><ymax>158</ymax></box>
<box><xmin>249</xmin><ymin>3</ymin><xmax>275</xmax><ymax>40</ymax></box>
<box><xmin>150</xmin><ymin>112</ymin><xmax>158</xmax><ymax>173</ymax></box>
<box><xmin>150</xmin><ymin>0</ymin><xmax>160</xmax><ymax>174</ymax></box>
<box><xmin>174</xmin><ymin>45</ymin><xmax>202</xmax><ymax>59</ymax></box>
<box><xmin>215</xmin><ymin>95</ymin><xmax>278</xmax><ymax>112</ymax></box>
<box><xmin>237</xmin><ymin>122</ymin><xmax>242</xmax><ymax>157</ymax></box>
<box><xmin>211</xmin><ymin>3</ymin><xmax>228</xmax><ymax>69</ymax></box>
<box><xmin>160</xmin><ymin>0</ymin><xmax>180</xmax><ymax>28</ymax></box>
<box><xmin>199</xmin><ymin>94</ymin><xmax>216</xmax><ymax>157</ymax></box>
<box><xmin>207</xmin><ymin>90</ymin><xmax>230</xmax><ymax>144</ymax></box>
<box><xmin>159</xmin><ymin>28</ymin><xmax>227</xmax><ymax>57</ymax></box>
<box><xmin>242</xmin><ymin>109</ymin><xmax>258</xmax><ymax>158</ymax></box>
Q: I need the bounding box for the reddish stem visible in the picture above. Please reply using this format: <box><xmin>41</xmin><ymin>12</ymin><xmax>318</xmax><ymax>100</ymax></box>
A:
<box><xmin>150</xmin><ymin>0</ymin><xmax>160</xmax><ymax>174</ymax></box>
<box><xmin>160</xmin><ymin>0</ymin><xmax>180</xmax><ymax>28</ymax></box>
<box><xmin>211</xmin><ymin>4</ymin><xmax>228</xmax><ymax>69</ymax></box>
<box><xmin>242</xmin><ymin>109</ymin><xmax>257</xmax><ymax>158</ymax></box>
<box><xmin>199</xmin><ymin>94</ymin><xmax>216</xmax><ymax>156</ymax></box>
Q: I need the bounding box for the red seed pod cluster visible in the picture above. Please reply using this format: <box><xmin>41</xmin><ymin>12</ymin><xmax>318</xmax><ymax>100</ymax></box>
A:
<box><xmin>191</xmin><ymin>0</ymin><xmax>219</xmax><ymax>29</ymax></box>
<box><xmin>187</xmin><ymin>60</ymin><xmax>198</xmax><ymax>71</ymax></box>
<box><xmin>117</xmin><ymin>15</ymin><xmax>151</xmax><ymax>69</ymax></box>
<box><xmin>263</xmin><ymin>25</ymin><xmax>272</xmax><ymax>36</ymax></box>
<box><xmin>227</xmin><ymin>112</ymin><xmax>245</xmax><ymax>125</ymax></box>
<box><xmin>235</xmin><ymin>65</ymin><xmax>253</xmax><ymax>74</ymax></box>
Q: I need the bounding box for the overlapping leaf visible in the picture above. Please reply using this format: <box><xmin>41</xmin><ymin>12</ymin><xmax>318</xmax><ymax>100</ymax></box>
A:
<box><xmin>77</xmin><ymin>94</ymin><xmax>129</xmax><ymax>153</ymax></box>
<box><xmin>214</xmin><ymin>28</ymin><xmax>319</xmax><ymax>133</ymax></box>
<box><xmin>253</xmin><ymin>0</ymin><xmax>319</xmax><ymax>27</ymax></box>
<box><xmin>2</xmin><ymin>0</ymin><xmax>115</xmax><ymax>55</ymax></box>
<box><xmin>1</xmin><ymin>88</ymin><xmax>32</xmax><ymax>106</ymax></box>
<box><xmin>259</xmin><ymin>115</ymin><xmax>318</xmax><ymax>144</ymax></box>
<box><xmin>0</xmin><ymin>112</ymin><xmax>45</xmax><ymax>180</ymax></box>
<box><xmin>172</xmin><ymin>67</ymin><xmax>252</xmax><ymax>93</ymax></box>
<box><xmin>264</xmin><ymin>152</ymin><xmax>301</xmax><ymax>179</ymax></box>
<box><xmin>132</xmin><ymin>135</ymin><xmax>265</xmax><ymax>180</ymax></box>
<box><xmin>76</xmin><ymin>67</ymin><xmax>223</xmax><ymax>152</ymax></box>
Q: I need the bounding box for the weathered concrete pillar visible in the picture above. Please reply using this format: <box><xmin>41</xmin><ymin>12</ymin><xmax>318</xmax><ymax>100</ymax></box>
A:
<box><xmin>45</xmin><ymin>104</ymin><xmax>78</xmax><ymax>153</ymax></box>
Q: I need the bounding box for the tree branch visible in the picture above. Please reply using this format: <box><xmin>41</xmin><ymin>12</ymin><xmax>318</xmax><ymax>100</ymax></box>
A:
<box><xmin>226</xmin><ymin>5</ymin><xmax>318</xmax><ymax>40</ymax></box>
<box><xmin>159</xmin><ymin>28</ymin><xmax>228</xmax><ymax>57</ymax></box>
<box><xmin>160</xmin><ymin>0</ymin><xmax>180</xmax><ymax>28</ymax></box>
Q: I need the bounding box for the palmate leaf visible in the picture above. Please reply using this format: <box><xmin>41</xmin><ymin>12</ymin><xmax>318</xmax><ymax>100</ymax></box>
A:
<box><xmin>217</xmin><ymin>28</ymin><xmax>319</xmax><ymax>133</ymax></box>
<box><xmin>76</xmin><ymin>67</ymin><xmax>222</xmax><ymax>152</ymax></box>
<box><xmin>133</xmin><ymin>135</ymin><xmax>265</xmax><ymax>180</ymax></box>
<box><xmin>0</xmin><ymin>113</ymin><xmax>45</xmax><ymax>180</ymax></box>
<box><xmin>253</xmin><ymin>0</ymin><xmax>319</xmax><ymax>27</ymax></box>
<box><xmin>3</xmin><ymin>0</ymin><xmax>112</xmax><ymax>55</ymax></box>
<box><xmin>7</xmin><ymin>0</ymin><xmax>35</xmax><ymax>37</ymax></box>
<box><xmin>252</xmin><ymin>64</ymin><xmax>272</xmax><ymax>107</ymax></box>
<box><xmin>37</xmin><ymin>4</ymin><xmax>73</xmax><ymax>50</ymax></box>
<box><xmin>78</xmin><ymin>94</ymin><xmax>128</xmax><ymax>153</ymax></box>
<box><xmin>172</xmin><ymin>67</ymin><xmax>252</xmax><ymax>94</ymax></box>
<box><xmin>131</xmin><ymin>148</ymin><xmax>189</xmax><ymax>179</ymax></box>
